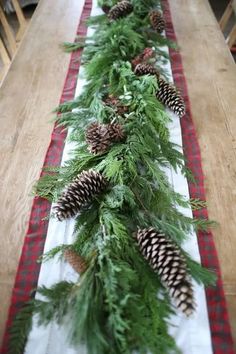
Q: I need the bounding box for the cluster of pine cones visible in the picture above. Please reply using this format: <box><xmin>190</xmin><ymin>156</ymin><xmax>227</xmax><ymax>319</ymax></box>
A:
<box><xmin>133</xmin><ymin>56</ymin><xmax>185</xmax><ymax>117</ymax></box>
<box><xmin>86</xmin><ymin>122</ymin><xmax>124</xmax><ymax>154</ymax></box>
<box><xmin>104</xmin><ymin>95</ymin><xmax>129</xmax><ymax>116</ymax></box>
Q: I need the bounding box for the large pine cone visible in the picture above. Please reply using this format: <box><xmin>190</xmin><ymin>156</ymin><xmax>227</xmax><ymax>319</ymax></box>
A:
<box><xmin>136</xmin><ymin>227</ymin><xmax>195</xmax><ymax>316</ymax></box>
<box><xmin>54</xmin><ymin>170</ymin><xmax>107</xmax><ymax>221</ymax></box>
<box><xmin>156</xmin><ymin>78</ymin><xmax>185</xmax><ymax>117</ymax></box>
<box><xmin>134</xmin><ymin>63</ymin><xmax>159</xmax><ymax>77</ymax></box>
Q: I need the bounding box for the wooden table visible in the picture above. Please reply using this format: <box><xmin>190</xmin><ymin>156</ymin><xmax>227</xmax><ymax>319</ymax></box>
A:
<box><xmin>0</xmin><ymin>0</ymin><xmax>235</xmax><ymax>347</ymax></box>
<box><xmin>169</xmin><ymin>0</ymin><xmax>236</xmax><ymax>346</ymax></box>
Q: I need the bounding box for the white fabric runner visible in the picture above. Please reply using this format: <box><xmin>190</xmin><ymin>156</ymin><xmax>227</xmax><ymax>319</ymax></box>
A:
<box><xmin>25</xmin><ymin>1</ymin><xmax>213</xmax><ymax>353</ymax></box>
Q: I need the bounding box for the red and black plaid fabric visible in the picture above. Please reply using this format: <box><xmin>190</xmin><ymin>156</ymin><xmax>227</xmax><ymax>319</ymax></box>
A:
<box><xmin>0</xmin><ymin>1</ymin><xmax>92</xmax><ymax>353</ymax></box>
<box><xmin>163</xmin><ymin>0</ymin><xmax>234</xmax><ymax>353</ymax></box>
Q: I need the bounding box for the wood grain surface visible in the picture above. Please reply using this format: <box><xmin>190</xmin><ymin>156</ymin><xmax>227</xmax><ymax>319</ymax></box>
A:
<box><xmin>0</xmin><ymin>0</ymin><xmax>85</xmax><ymax>344</ymax></box>
<box><xmin>169</xmin><ymin>0</ymin><xmax>236</xmax><ymax>346</ymax></box>
<box><xmin>0</xmin><ymin>0</ymin><xmax>235</xmax><ymax>349</ymax></box>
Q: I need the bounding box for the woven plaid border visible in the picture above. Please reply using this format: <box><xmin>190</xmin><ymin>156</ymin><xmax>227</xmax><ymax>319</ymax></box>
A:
<box><xmin>163</xmin><ymin>0</ymin><xmax>234</xmax><ymax>353</ymax></box>
<box><xmin>0</xmin><ymin>1</ymin><xmax>92</xmax><ymax>352</ymax></box>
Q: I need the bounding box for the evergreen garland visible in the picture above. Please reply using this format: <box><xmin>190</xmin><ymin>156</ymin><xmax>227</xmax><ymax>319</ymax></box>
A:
<box><xmin>9</xmin><ymin>0</ymin><xmax>217</xmax><ymax>353</ymax></box>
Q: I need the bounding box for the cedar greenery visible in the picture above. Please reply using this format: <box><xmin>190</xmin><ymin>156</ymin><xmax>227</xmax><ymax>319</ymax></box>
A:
<box><xmin>9</xmin><ymin>0</ymin><xmax>217</xmax><ymax>353</ymax></box>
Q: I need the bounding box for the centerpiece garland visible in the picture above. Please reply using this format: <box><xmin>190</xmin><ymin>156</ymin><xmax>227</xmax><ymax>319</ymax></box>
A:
<box><xmin>9</xmin><ymin>0</ymin><xmax>216</xmax><ymax>353</ymax></box>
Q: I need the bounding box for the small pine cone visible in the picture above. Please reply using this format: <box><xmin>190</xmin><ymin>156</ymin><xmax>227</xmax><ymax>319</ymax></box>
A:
<box><xmin>108</xmin><ymin>1</ymin><xmax>133</xmax><ymax>20</ymax></box>
<box><xmin>134</xmin><ymin>63</ymin><xmax>159</xmax><ymax>77</ymax></box>
<box><xmin>104</xmin><ymin>95</ymin><xmax>119</xmax><ymax>107</ymax></box>
<box><xmin>102</xmin><ymin>5</ymin><xmax>111</xmax><ymax>14</ymax></box>
<box><xmin>156</xmin><ymin>78</ymin><xmax>185</xmax><ymax>117</ymax></box>
<box><xmin>131</xmin><ymin>47</ymin><xmax>155</xmax><ymax>68</ymax></box>
<box><xmin>104</xmin><ymin>96</ymin><xmax>129</xmax><ymax>116</ymax></box>
<box><xmin>136</xmin><ymin>227</ymin><xmax>195</xmax><ymax>316</ymax></box>
<box><xmin>142</xmin><ymin>47</ymin><xmax>155</xmax><ymax>61</ymax></box>
<box><xmin>149</xmin><ymin>10</ymin><xmax>165</xmax><ymax>33</ymax></box>
<box><xmin>116</xmin><ymin>105</ymin><xmax>129</xmax><ymax>115</ymax></box>
<box><xmin>64</xmin><ymin>249</ymin><xmax>87</xmax><ymax>274</ymax></box>
<box><xmin>107</xmin><ymin>122</ymin><xmax>124</xmax><ymax>142</ymax></box>
<box><xmin>132</xmin><ymin>54</ymin><xmax>143</xmax><ymax>69</ymax></box>
<box><xmin>54</xmin><ymin>170</ymin><xmax>107</xmax><ymax>221</ymax></box>
<box><xmin>86</xmin><ymin>122</ymin><xmax>111</xmax><ymax>154</ymax></box>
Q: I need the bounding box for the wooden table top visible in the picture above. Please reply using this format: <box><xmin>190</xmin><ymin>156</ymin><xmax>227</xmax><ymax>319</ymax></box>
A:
<box><xmin>0</xmin><ymin>0</ymin><xmax>235</xmax><ymax>347</ymax></box>
<box><xmin>169</xmin><ymin>0</ymin><xmax>236</xmax><ymax>345</ymax></box>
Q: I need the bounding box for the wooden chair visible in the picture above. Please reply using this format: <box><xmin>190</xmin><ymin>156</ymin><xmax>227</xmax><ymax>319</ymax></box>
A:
<box><xmin>0</xmin><ymin>0</ymin><xmax>27</xmax><ymax>82</ymax></box>
<box><xmin>219</xmin><ymin>0</ymin><xmax>236</xmax><ymax>49</ymax></box>
<box><xmin>11</xmin><ymin>0</ymin><xmax>28</xmax><ymax>41</ymax></box>
<box><xmin>0</xmin><ymin>4</ymin><xmax>17</xmax><ymax>57</ymax></box>
<box><xmin>0</xmin><ymin>39</ymin><xmax>10</xmax><ymax>82</ymax></box>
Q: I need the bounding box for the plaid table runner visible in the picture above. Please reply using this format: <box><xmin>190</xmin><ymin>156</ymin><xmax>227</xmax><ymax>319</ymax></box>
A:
<box><xmin>1</xmin><ymin>0</ymin><xmax>234</xmax><ymax>353</ymax></box>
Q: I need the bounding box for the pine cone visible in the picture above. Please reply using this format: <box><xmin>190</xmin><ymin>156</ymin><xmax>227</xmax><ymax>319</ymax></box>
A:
<box><xmin>149</xmin><ymin>10</ymin><xmax>165</xmax><ymax>33</ymax></box>
<box><xmin>134</xmin><ymin>63</ymin><xmax>159</xmax><ymax>77</ymax></box>
<box><xmin>104</xmin><ymin>96</ymin><xmax>129</xmax><ymax>115</ymax></box>
<box><xmin>131</xmin><ymin>47</ymin><xmax>155</xmax><ymax>68</ymax></box>
<box><xmin>86</xmin><ymin>122</ymin><xmax>111</xmax><ymax>154</ymax></box>
<box><xmin>86</xmin><ymin>122</ymin><xmax>124</xmax><ymax>154</ymax></box>
<box><xmin>156</xmin><ymin>78</ymin><xmax>185</xmax><ymax>117</ymax></box>
<box><xmin>136</xmin><ymin>227</ymin><xmax>195</xmax><ymax>316</ymax></box>
<box><xmin>142</xmin><ymin>47</ymin><xmax>155</xmax><ymax>61</ymax></box>
<box><xmin>107</xmin><ymin>122</ymin><xmax>124</xmax><ymax>142</ymax></box>
<box><xmin>102</xmin><ymin>4</ymin><xmax>111</xmax><ymax>14</ymax></box>
<box><xmin>54</xmin><ymin>170</ymin><xmax>107</xmax><ymax>221</ymax></box>
<box><xmin>108</xmin><ymin>1</ymin><xmax>133</xmax><ymax>20</ymax></box>
<box><xmin>64</xmin><ymin>249</ymin><xmax>87</xmax><ymax>274</ymax></box>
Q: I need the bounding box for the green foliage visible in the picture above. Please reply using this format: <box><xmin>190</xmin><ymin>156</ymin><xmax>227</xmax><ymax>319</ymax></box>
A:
<box><xmin>62</xmin><ymin>41</ymin><xmax>85</xmax><ymax>53</ymax></box>
<box><xmin>9</xmin><ymin>302</ymin><xmax>34</xmax><ymax>354</ymax></box>
<box><xmin>186</xmin><ymin>257</ymin><xmax>217</xmax><ymax>287</ymax></box>
<box><xmin>189</xmin><ymin>198</ymin><xmax>207</xmax><ymax>210</ymax></box>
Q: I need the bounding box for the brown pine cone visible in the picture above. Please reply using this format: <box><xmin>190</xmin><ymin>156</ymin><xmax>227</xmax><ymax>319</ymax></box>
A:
<box><xmin>149</xmin><ymin>10</ymin><xmax>165</xmax><ymax>33</ymax></box>
<box><xmin>64</xmin><ymin>249</ymin><xmax>87</xmax><ymax>274</ymax></box>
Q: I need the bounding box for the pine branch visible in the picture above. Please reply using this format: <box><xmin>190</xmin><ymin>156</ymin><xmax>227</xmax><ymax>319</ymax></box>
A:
<box><xmin>192</xmin><ymin>218</ymin><xmax>217</xmax><ymax>231</ymax></box>
<box><xmin>9</xmin><ymin>302</ymin><xmax>34</xmax><ymax>354</ymax></box>
<box><xmin>186</xmin><ymin>257</ymin><xmax>217</xmax><ymax>286</ymax></box>
<box><xmin>189</xmin><ymin>198</ymin><xmax>207</xmax><ymax>211</ymax></box>
<box><xmin>62</xmin><ymin>41</ymin><xmax>85</xmax><ymax>53</ymax></box>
